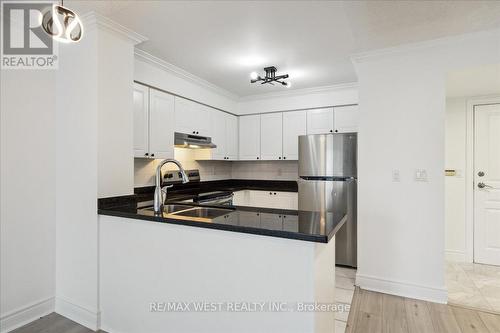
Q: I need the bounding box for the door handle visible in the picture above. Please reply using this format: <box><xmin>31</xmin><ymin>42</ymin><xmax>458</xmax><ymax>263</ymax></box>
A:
<box><xmin>478</xmin><ymin>182</ymin><xmax>493</xmax><ymax>189</ymax></box>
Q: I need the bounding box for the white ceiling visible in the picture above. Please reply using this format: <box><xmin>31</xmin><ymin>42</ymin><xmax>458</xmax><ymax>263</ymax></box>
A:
<box><xmin>69</xmin><ymin>1</ymin><xmax>500</xmax><ymax>97</ymax></box>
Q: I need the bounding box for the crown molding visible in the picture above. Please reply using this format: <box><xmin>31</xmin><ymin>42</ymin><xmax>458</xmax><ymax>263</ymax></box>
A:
<box><xmin>134</xmin><ymin>48</ymin><xmax>239</xmax><ymax>101</ymax></box>
<box><xmin>81</xmin><ymin>12</ymin><xmax>148</xmax><ymax>45</ymax></box>
<box><xmin>351</xmin><ymin>27</ymin><xmax>500</xmax><ymax>64</ymax></box>
<box><xmin>238</xmin><ymin>82</ymin><xmax>358</xmax><ymax>102</ymax></box>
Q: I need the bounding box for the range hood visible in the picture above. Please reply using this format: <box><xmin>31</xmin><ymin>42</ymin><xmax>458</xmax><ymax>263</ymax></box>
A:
<box><xmin>174</xmin><ymin>132</ymin><xmax>217</xmax><ymax>149</ymax></box>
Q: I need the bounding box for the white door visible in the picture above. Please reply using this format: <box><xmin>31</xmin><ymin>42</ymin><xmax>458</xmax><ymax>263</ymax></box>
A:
<box><xmin>133</xmin><ymin>83</ymin><xmax>149</xmax><ymax>158</ymax></box>
<box><xmin>260</xmin><ymin>113</ymin><xmax>283</xmax><ymax>160</ymax></box>
<box><xmin>149</xmin><ymin>89</ymin><xmax>175</xmax><ymax>159</ymax></box>
<box><xmin>210</xmin><ymin>110</ymin><xmax>226</xmax><ymax>160</ymax></box>
<box><xmin>283</xmin><ymin>110</ymin><xmax>306</xmax><ymax>160</ymax></box>
<box><xmin>334</xmin><ymin>105</ymin><xmax>359</xmax><ymax>133</ymax></box>
<box><xmin>474</xmin><ymin>103</ymin><xmax>500</xmax><ymax>266</ymax></box>
<box><xmin>306</xmin><ymin>107</ymin><xmax>334</xmax><ymax>134</ymax></box>
<box><xmin>225</xmin><ymin>114</ymin><xmax>238</xmax><ymax>160</ymax></box>
<box><xmin>239</xmin><ymin>115</ymin><xmax>261</xmax><ymax>160</ymax></box>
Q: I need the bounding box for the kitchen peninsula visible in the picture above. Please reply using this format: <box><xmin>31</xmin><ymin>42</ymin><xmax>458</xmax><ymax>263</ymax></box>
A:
<box><xmin>98</xmin><ymin>179</ymin><xmax>347</xmax><ymax>333</ymax></box>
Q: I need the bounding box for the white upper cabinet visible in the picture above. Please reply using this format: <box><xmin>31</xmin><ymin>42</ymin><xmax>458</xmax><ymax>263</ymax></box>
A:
<box><xmin>133</xmin><ymin>83</ymin><xmax>149</xmax><ymax>158</ymax></box>
<box><xmin>133</xmin><ymin>83</ymin><xmax>175</xmax><ymax>159</ymax></box>
<box><xmin>210</xmin><ymin>110</ymin><xmax>226</xmax><ymax>160</ymax></box>
<box><xmin>306</xmin><ymin>107</ymin><xmax>334</xmax><ymax>134</ymax></box>
<box><xmin>174</xmin><ymin>97</ymin><xmax>211</xmax><ymax>136</ymax></box>
<box><xmin>333</xmin><ymin>105</ymin><xmax>359</xmax><ymax>133</ymax></box>
<box><xmin>239</xmin><ymin>115</ymin><xmax>261</xmax><ymax>160</ymax></box>
<box><xmin>260</xmin><ymin>113</ymin><xmax>283</xmax><ymax>160</ymax></box>
<box><xmin>208</xmin><ymin>111</ymin><xmax>238</xmax><ymax>160</ymax></box>
<box><xmin>149</xmin><ymin>89</ymin><xmax>175</xmax><ymax>159</ymax></box>
<box><xmin>225</xmin><ymin>114</ymin><xmax>238</xmax><ymax>160</ymax></box>
<box><xmin>282</xmin><ymin>110</ymin><xmax>306</xmax><ymax>160</ymax></box>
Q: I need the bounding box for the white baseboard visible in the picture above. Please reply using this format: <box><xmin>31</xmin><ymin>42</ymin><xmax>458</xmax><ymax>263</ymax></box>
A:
<box><xmin>0</xmin><ymin>297</ymin><xmax>55</xmax><ymax>333</ymax></box>
<box><xmin>55</xmin><ymin>296</ymin><xmax>100</xmax><ymax>331</ymax></box>
<box><xmin>356</xmin><ymin>273</ymin><xmax>448</xmax><ymax>304</ymax></box>
<box><xmin>445</xmin><ymin>250</ymin><xmax>468</xmax><ymax>262</ymax></box>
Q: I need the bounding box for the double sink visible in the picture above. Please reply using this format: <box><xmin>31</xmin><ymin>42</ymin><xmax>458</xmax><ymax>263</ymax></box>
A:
<box><xmin>145</xmin><ymin>204</ymin><xmax>234</xmax><ymax>222</ymax></box>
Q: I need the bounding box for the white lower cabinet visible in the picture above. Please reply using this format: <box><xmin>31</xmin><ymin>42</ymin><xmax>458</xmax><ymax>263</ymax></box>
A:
<box><xmin>232</xmin><ymin>190</ymin><xmax>298</xmax><ymax>210</ymax></box>
<box><xmin>133</xmin><ymin>83</ymin><xmax>175</xmax><ymax>159</ymax></box>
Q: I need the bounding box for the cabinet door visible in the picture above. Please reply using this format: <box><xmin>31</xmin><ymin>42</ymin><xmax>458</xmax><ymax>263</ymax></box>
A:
<box><xmin>174</xmin><ymin>97</ymin><xmax>197</xmax><ymax>134</ymax></box>
<box><xmin>334</xmin><ymin>105</ymin><xmax>359</xmax><ymax>133</ymax></box>
<box><xmin>149</xmin><ymin>89</ymin><xmax>175</xmax><ymax>159</ymax></box>
<box><xmin>210</xmin><ymin>110</ymin><xmax>226</xmax><ymax>160</ymax></box>
<box><xmin>260</xmin><ymin>113</ymin><xmax>283</xmax><ymax>160</ymax></box>
<box><xmin>239</xmin><ymin>115</ymin><xmax>261</xmax><ymax>160</ymax></box>
<box><xmin>282</xmin><ymin>110</ymin><xmax>306</xmax><ymax>160</ymax></box>
<box><xmin>195</xmin><ymin>104</ymin><xmax>212</xmax><ymax>137</ymax></box>
<box><xmin>133</xmin><ymin>83</ymin><xmax>149</xmax><ymax>158</ymax></box>
<box><xmin>306</xmin><ymin>108</ymin><xmax>334</xmax><ymax>134</ymax></box>
<box><xmin>225</xmin><ymin>114</ymin><xmax>238</xmax><ymax>160</ymax></box>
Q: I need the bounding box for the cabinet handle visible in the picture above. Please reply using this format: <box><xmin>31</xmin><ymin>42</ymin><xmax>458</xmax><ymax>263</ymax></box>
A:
<box><xmin>144</xmin><ymin>153</ymin><xmax>149</xmax><ymax>156</ymax></box>
<box><xmin>274</xmin><ymin>193</ymin><xmax>276</xmax><ymax>195</ymax></box>
<box><xmin>196</xmin><ymin>131</ymin><xmax>199</xmax><ymax>134</ymax></box>
<box><xmin>334</xmin><ymin>129</ymin><xmax>338</xmax><ymax>133</ymax></box>
<box><xmin>192</xmin><ymin>131</ymin><xmax>196</xmax><ymax>134</ymax></box>
<box><xmin>279</xmin><ymin>157</ymin><xmax>281</xmax><ymax>160</ymax></box>
<box><xmin>283</xmin><ymin>156</ymin><xmax>286</xmax><ymax>160</ymax></box>
<box><xmin>151</xmin><ymin>153</ymin><xmax>155</xmax><ymax>157</ymax></box>
<box><xmin>329</xmin><ymin>129</ymin><xmax>333</xmax><ymax>133</ymax></box>
<box><xmin>269</xmin><ymin>192</ymin><xmax>272</xmax><ymax>195</ymax></box>
<box><xmin>283</xmin><ymin>215</ymin><xmax>286</xmax><ymax>219</ymax></box>
<box><xmin>257</xmin><ymin>157</ymin><xmax>260</xmax><ymax>160</ymax></box>
<box><xmin>279</xmin><ymin>215</ymin><xmax>281</xmax><ymax>218</ymax></box>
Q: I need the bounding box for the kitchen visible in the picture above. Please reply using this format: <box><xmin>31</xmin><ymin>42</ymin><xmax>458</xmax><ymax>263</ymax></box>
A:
<box><xmin>1</xmin><ymin>1</ymin><xmax>500</xmax><ymax>333</ymax></box>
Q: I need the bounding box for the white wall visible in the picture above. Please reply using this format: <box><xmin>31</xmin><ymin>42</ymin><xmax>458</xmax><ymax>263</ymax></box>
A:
<box><xmin>354</xmin><ymin>28</ymin><xmax>500</xmax><ymax>303</ymax></box>
<box><xmin>97</xmin><ymin>28</ymin><xmax>136</xmax><ymax>197</ymax></box>
<box><xmin>55</xmin><ymin>15</ymin><xmax>141</xmax><ymax>330</ymax></box>
<box><xmin>134</xmin><ymin>52</ymin><xmax>238</xmax><ymax>113</ymax></box>
<box><xmin>0</xmin><ymin>71</ymin><xmax>57</xmax><ymax>332</ymax></box>
<box><xmin>237</xmin><ymin>84</ymin><xmax>358</xmax><ymax>114</ymax></box>
<box><xmin>444</xmin><ymin>98</ymin><xmax>467</xmax><ymax>261</ymax></box>
<box><xmin>55</xmin><ymin>25</ymin><xmax>100</xmax><ymax>330</ymax></box>
<box><xmin>231</xmin><ymin>161</ymin><xmax>298</xmax><ymax>181</ymax></box>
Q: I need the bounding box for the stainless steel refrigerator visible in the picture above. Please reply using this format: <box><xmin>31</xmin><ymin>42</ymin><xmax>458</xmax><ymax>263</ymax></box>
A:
<box><xmin>298</xmin><ymin>133</ymin><xmax>357</xmax><ymax>267</ymax></box>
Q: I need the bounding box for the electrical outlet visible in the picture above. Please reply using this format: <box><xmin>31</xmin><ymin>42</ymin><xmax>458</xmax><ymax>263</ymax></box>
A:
<box><xmin>392</xmin><ymin>169</ymin><xmax>400</xmax><ymax>182</ymax></box>
<box><xmin>414</xmin><ymin>169</ymin><xmax>428</xmax><ymax>182</ymax></box>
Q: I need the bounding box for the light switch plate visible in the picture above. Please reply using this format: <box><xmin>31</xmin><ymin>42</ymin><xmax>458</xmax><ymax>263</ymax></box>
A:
<box><xmin>414</xmin><ymin>169</ymin><xmax>428</xmax><ymax>182</ymax></box>
<box><xmin>392</xmin><ymin>170</ymin><xmax>400</xmax><ymax>182</ymax></box>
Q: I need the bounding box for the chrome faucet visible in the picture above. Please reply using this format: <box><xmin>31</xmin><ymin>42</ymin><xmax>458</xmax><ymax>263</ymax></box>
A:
<box><xmin>153</xmin><ymin>159</ymin><xmax>189</xmax><ymax>215</ymax></box>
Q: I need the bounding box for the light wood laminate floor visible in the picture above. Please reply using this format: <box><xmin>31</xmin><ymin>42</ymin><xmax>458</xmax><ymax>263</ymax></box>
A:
<box><xmin>346</xmin><ymin>287</ymin><xmax>500</xmax><ymax>333</ymax></box>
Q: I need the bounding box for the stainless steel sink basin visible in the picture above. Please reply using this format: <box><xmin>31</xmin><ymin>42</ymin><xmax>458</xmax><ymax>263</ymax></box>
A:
<box><xmin>142</xmin><ymin>204</ymin><xmax>234</xmax><ymax>222</ymax></box>
<box><xmin>172</xmin><ymin>207</ymin><xmax>233</xmax><ymax>219</ymax></box>
<box><xmin>143</xmin><ymin>204</ymin><xmax>196</xmax><ymax>214</ymax></box>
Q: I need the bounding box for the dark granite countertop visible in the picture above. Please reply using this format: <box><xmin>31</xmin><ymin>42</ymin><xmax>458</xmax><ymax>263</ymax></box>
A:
<box><xmin>134</xmin><ymin>179</ymin><xmax>298</xmax><ymax>203</ymax></box>
<box><xmin>97</xmin><ymin>179</ymin><xmax>346</xmax><ymax>243</ymax></box>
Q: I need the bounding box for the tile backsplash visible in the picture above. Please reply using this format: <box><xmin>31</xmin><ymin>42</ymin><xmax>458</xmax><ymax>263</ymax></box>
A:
<box><xmin>134</xmin><ymin>149</ymin><xmax>298</xmax><ymax>187</ymax></box>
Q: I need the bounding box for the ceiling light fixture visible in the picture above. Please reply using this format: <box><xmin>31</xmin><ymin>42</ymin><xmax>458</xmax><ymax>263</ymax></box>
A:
<box><xmin>250</xmin><ymin>66</ymin><xmax>290</xmax><ymax>87</ymax></box>
<box><xmin>42</xmin><ymin>0</ymin><xmax>83</xmax><ymax>43</ymax></box>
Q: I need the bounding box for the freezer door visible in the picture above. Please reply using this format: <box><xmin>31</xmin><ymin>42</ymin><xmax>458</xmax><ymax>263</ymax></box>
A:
<box><xmin>298</xmin><ymin>179</ymin><xmax>347</xmax><ymax>214</ymax></box>
<box><xmin>298</xmin><ymin>133</ymin><xmax>357</xmax><ymax>178</ymax></box>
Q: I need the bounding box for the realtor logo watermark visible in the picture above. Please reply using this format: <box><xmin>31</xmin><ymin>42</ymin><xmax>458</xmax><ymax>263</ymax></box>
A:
<box><xmin>1</xmin><ymin>1</ymin><xmax>58</xmax><ymax>69</ymax></box>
